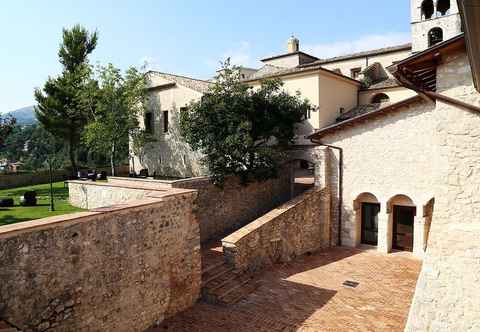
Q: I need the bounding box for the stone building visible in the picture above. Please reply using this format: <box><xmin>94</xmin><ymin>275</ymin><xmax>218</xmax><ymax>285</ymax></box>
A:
<box><xmin>133</xmin><ymin>1</ymin><xmax>463</xmax><ymax>179</ymax></box>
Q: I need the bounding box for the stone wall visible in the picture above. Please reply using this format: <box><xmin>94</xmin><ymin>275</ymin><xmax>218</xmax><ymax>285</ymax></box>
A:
<box><xmin>406</xmin><ymin>51</ymin><xmax>480</xmax><ymax>331</ymax></box>
<box><xmin>0</xmin><ymin>190</ymin><xmax>201</xmax><ymax>332</ymax></box>
<box><xmin>172</xmin><ymin>167</ymin><xmax>293</xmax><ymax>243</ymax></box>
<box><xmin>0</xmin><ymin>165</ymin><xmax>129</xmax><ymax>190</ymax></box>
<box><xmin>71</xmin><ymin>167</ymin><xmax>293</xmax><ymax>243</ymax></box>
<box><xmin>221</xmin><ymin>187</ymin><xmax>330</xmax><ymax>272</ymax></box>
<box><xmin>320</xmin><ymin>99</ymin><xmax>437</xmax><ymax>254</ymax></box>
<box><xmin>68</xmin><ymin>180</ymin><xmax>173</xmax><ymax>209</ymax></box>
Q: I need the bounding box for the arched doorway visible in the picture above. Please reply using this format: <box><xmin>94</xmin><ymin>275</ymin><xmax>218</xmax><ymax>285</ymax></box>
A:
<box><xmin>387</xmin><ymin>195</ymin><xmax>416</xmax><ymax>252</ymax></box>
<box><xmin>428</xmin><ymin>27</ymin><xmax>444</xmax><ymax>47</ymax></box>
<box><xmin>354</xmin><ymin>193</ymin><xmax>380</xmax><ymax>246</ymax></box>
<box><xmin>291</xmin><ymin>159</ymin><xmax>315</xmax><ymax>196</ymax></box>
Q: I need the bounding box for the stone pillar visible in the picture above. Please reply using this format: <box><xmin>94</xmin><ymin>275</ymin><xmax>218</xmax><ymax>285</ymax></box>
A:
<box><xmin>413</xmin><ymin>216</ymin><xmax>427</xmax><ymax>259</ymax></box>
<box><xmin>314</xmin><ymin>147</ymin><xmax>330</xmax><ymax>189</ymax></box>
<box><xmin>378</xmin><ymin>205</ymin><xmax>392</xmax><ymax>254</ymax></box>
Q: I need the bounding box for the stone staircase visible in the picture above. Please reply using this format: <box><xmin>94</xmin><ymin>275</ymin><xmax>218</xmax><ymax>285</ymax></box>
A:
<box><xmin>200</xmin><ymin>242</ymin><xmax>260</xmax><ymax>305</ymax></box>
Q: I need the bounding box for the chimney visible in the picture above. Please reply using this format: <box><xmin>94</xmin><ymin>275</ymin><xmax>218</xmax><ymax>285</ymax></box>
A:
<box><xmin>287</xmin><ymin>35</ymin><xmax>299</xmax><ymax>53</ymax></box>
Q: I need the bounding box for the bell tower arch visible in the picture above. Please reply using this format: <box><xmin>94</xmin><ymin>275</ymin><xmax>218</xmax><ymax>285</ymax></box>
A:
<box><xmin>410</xmin><ymin>0</ymin><xmax>462</xmax><ymax>52</ymax></box>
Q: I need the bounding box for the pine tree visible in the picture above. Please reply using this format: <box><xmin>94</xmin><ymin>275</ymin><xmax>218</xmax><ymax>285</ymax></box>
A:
<box><xmin>34</xmin><ymin>25</ymin><xmax>98</xmax><ymax>175</ymax></box>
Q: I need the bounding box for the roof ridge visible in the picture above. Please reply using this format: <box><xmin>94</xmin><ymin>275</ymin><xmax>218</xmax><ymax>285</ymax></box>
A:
<box><xmin>307</xmin><ymin>43</ymin><xmax>412</xmax><ymax>65</ymax></box>
<box><xmin>146</xmin><ymin>70</ymin><xmax>211</xmax><ymax>84</ymax></box>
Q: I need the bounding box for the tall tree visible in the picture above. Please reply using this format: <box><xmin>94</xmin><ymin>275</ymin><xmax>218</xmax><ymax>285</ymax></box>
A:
<box><xmin>180</xmin><ymin>61</ymin><xmax>312</xmax><ymax>185</ymax></box>
<box><xmin>34</xmin><ymin>25</ymin><xmax>98</xmax><ymax>175</ymax></box>
<box><xmin>0</xmin><ymin>115</ymin><xmax>16</xmax><ymax>148</ymax></box>
<box><xmin>82</xmin><ymin>64</ymin><xmax>148</xmax><ymax>176</ymax></box>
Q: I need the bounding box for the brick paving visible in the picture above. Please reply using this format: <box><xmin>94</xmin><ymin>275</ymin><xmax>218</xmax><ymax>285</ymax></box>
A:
<box><xmin>148</xmin><ymin>247</ymin><xmax>421</xmax><ymax>332</ymax></box>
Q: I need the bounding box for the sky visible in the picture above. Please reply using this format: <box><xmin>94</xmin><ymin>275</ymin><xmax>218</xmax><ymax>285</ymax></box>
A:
<box><xmin>0</xmin><ymin>0</ymin><xmax>411</xmax><ymax>113</ymax></box>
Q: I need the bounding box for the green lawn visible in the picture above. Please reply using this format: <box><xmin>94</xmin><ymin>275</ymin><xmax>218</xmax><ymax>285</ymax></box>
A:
<box><xmin>0</xmin><ymin>181</ymin><xmax>84</xmax><ymax>226</ymax></box>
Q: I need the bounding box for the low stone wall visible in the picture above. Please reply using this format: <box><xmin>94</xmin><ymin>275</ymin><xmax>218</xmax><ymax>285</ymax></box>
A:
<box><xmin>68</xmin><ymin>180</ymin><xmax>174</xmax><ymax>209</ymax></box>
<box><xmin>0</xmin><ymin>165</ymin><xmax>129</xmax><ymax>190</ymax></box>
<box><xmin>0</xmin><ymin>189</ymin><xmax>201</xmax><ymax>332</ymax></box>
<box><xmin>105</xmin><ymin>168</ymin><xmax>293</xmax><ymax>243</ymax></box>
<box><xmin>172</xmin><ymin>169</ymin><xmax>293</xmax><ymax>243</ymax></box>
<box><xmin>222</xmin><ymin>187</ymin><xmax>331</xmax><ymax>272</ymax></box>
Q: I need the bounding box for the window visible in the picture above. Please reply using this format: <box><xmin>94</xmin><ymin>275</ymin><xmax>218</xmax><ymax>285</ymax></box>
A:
<box><xmin>421</xmin><ymin>0</ymin><xmax>434</xmax><ymax>19</ymax></box>
<box><xmin>436</xmin><ymin>0</ymin><xmax>450</xmax><ymax>16</ymax></box>
<box><xmin>371</xmin><ymin>93</ymin><xmax>390</xmax><ymax>104</ymax></box>
<box><xmin>351</xmin><ymin>67</ymin><xmax>362</xmax><ymax>79</ymax></box>
<box><xmin>163</xmin><ymin>111</ymin><xmax>169</xmax><ymax>133</ymax></box>
<box><xmin>428</xmin><ymin>27</ymin><xmax>443</xmax><ymax>47</ymax></box>
<box><xmin>144</xmin><ymin>112</ymin><xmax>153</xmax><ymax>134</ymax></box>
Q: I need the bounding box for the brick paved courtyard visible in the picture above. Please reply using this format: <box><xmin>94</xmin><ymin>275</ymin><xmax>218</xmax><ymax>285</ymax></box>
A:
<box><xmin>148</xmin><ymin>247</ymin><xmax>421</xmax><ymax>332</ymax></box>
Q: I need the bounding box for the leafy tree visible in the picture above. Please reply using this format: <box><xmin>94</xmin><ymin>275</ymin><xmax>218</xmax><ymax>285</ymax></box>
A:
<box><xmin>34</xmin><ymin>25</ymin><xmax>98</xmax><ymax>175</ymax></box>
<box><xmin>180</xmin><ymin>61</ymin><xmax>312</xmax><ymax>185</ymax></box>
<box><xmin>0</xmin><ymin>124</ymin><xmax>34</xmax><ymax>162</ymax></box>
<box><xmin>24</xmin><ymin>125</ymin><xmax>68</xmax><ymax>171</ymax></box>
<box><xmin>82</xmin><ymin>64</ymin><xmax>149</xmax><ymax>176</ymax></box>
<box><xmin>0</xmin><ymin>115</ymin><xmax>16</xmax><ymax>147</ymax></box>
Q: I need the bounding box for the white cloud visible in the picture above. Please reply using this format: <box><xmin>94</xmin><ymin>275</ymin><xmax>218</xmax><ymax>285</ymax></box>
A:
<box><xmin>206</xmin><ymin>41</ymin><xmax>259</xmax><ymax>70</ymax></box>
<box><xmin>304</xmin><ymin>32</ymin><xmax>411</xmax><ymax>59</ymax></box>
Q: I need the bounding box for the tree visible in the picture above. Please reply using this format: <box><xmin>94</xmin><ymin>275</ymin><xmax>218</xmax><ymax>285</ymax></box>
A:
<box><xmin>0</xmin><ymin>115</ymin><xmax>16</xmax><ymax>148</ymax></box>
<box><xmin>34</xmin><ymin>25</ymin><xmax>98</xmax><ymax>175</ymax></box>
<box><xmin>180</xmin><ymin>61</ymin><xmax>312</xmax><ymax>185</ymax></box>
<box><xmin>82</xmin><ymin>64</ymin><xmax>149</xmax><ymax>176</ymax></box>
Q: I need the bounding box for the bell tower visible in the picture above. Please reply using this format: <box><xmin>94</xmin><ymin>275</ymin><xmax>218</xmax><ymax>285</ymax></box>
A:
<box><xmin>411</xmin><ymin>0</ymin><xmax>462</xmax><ymax>53</ymax></box>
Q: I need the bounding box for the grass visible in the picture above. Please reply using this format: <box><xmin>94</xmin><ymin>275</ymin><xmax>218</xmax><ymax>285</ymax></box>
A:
<box><xmin>0</xmin><ymin>181</ymin><xmax>84</xmax><ymax>227</ymax></box>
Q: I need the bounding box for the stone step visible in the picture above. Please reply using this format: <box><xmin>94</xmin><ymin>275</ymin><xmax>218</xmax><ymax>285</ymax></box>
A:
<box><xmin>219</xmin><ymin>279</ymin><xmax>261</xmax><ymax>305</ymax></box>
<box><xmin>201</xmin><ymin>259</ymin><xmax>225</xmax><ymax>276</ymax></box>
<box><xmin>204</xmin><ymin>270</ymin><xmax>242</xmax><ymax>293</ymax></box>
<box><xmin>214</xmin><ymin>273</ymin><xmax>253</xmax><ymax>299</ymax></box>
<box><xmin>202</xmin><ymin>264</ymin><xmax>233</xmax><ymax>285</ymax></box>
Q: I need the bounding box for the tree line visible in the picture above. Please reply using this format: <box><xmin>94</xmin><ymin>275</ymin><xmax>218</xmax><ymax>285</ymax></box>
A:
<box><xmin>1</xmin><ymin>25</ymin><xmax>150</xmax><ymax>176</ymax></box>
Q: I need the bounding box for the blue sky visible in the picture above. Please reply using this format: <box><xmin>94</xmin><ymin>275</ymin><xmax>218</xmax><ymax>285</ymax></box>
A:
<box><xmin>0</xmin><ymin>0</ymin><xmax>411</xmax><ymax>112</ymax></box>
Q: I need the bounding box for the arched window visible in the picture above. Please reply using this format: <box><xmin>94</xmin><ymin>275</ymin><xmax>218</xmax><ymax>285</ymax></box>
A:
<box><xmin>371</xmin><ymin>93</ymin><xmax>390</xmax><ymax>104</ymax></box>
<box><xmin>421</xmin><ymin>0</ymin><xmax>434</xmax><ymax>19</ymax></box>
<box><xmin>436</xmin><ymin>0</ymin><xmax>450</xmax><ymax>16</ymax></box>
<box><xmin>428</xmin><ymin>27</ymin><xmax>444</xmax><ymax>47</ymax></box>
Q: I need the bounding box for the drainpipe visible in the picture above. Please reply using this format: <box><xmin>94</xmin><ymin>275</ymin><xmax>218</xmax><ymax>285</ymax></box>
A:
<box><xmin>310</xmin><ymin>138</ymin><xmax>343</xmax><ymax>246</ymax></box>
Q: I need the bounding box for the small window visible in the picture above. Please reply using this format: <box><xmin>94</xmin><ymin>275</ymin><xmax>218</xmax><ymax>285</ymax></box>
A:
<box><xmin>372</xmin><ymin>93</ymin><xmax>390</xmax><ymax>104</ymax></box>
<box><xmin>163</xmin><ymin>111</ymin><xmax>169</xmax><ymax>133</ymax></box>
<box><xmin>145</xmin><ymin>112</ymin><xmax>153</xmax><ymax>134</ymax></box>
<box><xmin>351</xmin><ymin>67</ymin><xmax>362</xmax><ymax>79</ymax></box>
<box><xmin>428</xmin><ymin>27</ymin><xmax>443</xmax><ymax>47</ymax></box>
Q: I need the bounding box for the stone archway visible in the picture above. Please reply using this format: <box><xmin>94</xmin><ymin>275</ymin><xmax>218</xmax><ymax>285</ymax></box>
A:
<box><xmin>353</xmin><ymin>193</ymin><xmax>380</xmax><ymax>247</ymax></box>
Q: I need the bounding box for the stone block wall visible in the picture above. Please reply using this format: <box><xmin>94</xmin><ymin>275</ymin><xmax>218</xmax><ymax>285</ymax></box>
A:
<box><xmin>221</xmin><ymin>187</ymin><xmax>331</xmax><ymax>272</ymax></box>
<box><xmin>405</xmin><ymin>51</ymin><xmax>480</xmax><ymax>331</ymax></box>
<box><xmin>172</xmin><ymin>167</ymin><xmax>293</xmax><ymax>243</ymax></box>
<box><xmin>68</xmin><ymin>181</ymin><xmax>173</xmax><ymax>209</ymax></box>
<box><xmin>0</xmin><ymin>191</ymin><xmax>201</xmax><ymax>332</ymax></box>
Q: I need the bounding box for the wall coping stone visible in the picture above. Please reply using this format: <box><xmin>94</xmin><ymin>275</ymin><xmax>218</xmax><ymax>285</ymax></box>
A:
<box><xmin>0</xmin><ymin>188</ymin><xmax>196</xmax><ymax>238</ymax></box>
<box><xmin>222</xmin><ymin>187</ymin><xmax>325</xmax><ymax>245</ymax></box>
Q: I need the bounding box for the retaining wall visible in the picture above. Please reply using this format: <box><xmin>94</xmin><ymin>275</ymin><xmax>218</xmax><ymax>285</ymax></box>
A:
<box><xmin>222</xmin><ymin>187</ymin><xmax>331</xmax><ymax>272</ymax></box>
<box><xmin>0</xmin><ymin>189</ymin><xmax>201</xmax><ymax>332</ymax></box>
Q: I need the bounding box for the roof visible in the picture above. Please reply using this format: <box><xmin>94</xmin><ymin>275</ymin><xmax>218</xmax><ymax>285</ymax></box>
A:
<box><xmin>361</xmin><ymin>77</ymin><xmax>402</xmax><ymax>91</ymax></box>
<box><xmin>243</xmin><ymin>63</ymin><xmax>361</xmax><ymax>85</ymax></box>
<box><xmin>307</xmin><ymin>43</ymin><xmax>412</xmax><ymax>65</ymax></box>
<box><xmin>308</xmin><ymin>95</ymin><xmax>422</xmax><ymax>140</ymax></box>
<box><xmin>335</xmin><ymin>103</ymin><xmax>384</xmax><ymax>122</ymax></box>
<box><xmin>261</xmin><ymin>51</ymin><xmax>319</xmax><ymax>63</ymax></box>
<box><xmin>388</xmin><ymin>34</ymin><xmax>466</xmax><ymax>92</ymax></box>
<box><xmin>245</xmin><ymin>64</ymin><xmax>284</xmax><ymax>81</ymax></box>
<box><xmin>146</xmin><ymin>71</ymin><xmax>212</xmax><ymax>94</ymax></box>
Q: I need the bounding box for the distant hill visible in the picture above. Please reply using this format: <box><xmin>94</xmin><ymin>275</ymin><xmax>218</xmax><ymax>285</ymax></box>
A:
<box><xmin>5</xmin><ymin>106</ymin><xmax>37</xmax><ymax>125</ymax></box>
